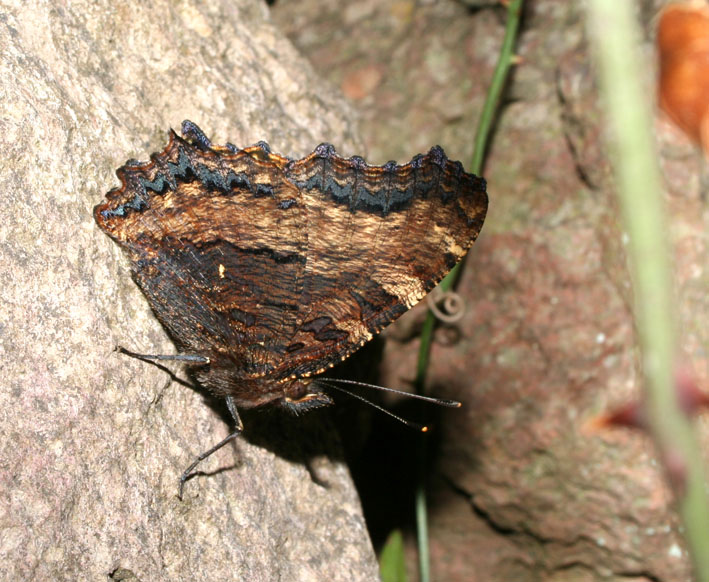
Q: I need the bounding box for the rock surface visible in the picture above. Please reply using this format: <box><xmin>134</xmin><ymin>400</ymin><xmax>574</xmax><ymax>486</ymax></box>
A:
<box><xmin>0</xmin><ymin>1</ymin><xmax>378</xmax><ymax>581</ymax></box>
<box><xmin>272</xmin><ymin>1</ymin><xmax>702</xmax><ymax>581</ymax></box>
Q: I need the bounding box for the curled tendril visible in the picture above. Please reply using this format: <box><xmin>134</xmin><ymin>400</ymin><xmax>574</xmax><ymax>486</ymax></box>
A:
<box><xmin>426</xmin><ymin>288</ymin><xmax>466</xmax><ymax>323</ymax></box>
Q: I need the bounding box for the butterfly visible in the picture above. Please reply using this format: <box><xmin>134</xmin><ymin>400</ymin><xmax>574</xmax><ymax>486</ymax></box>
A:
<box><xmin>95</xmin><ymin>120</ymin><xmax>488</xmax><ymax>496</ymax></box>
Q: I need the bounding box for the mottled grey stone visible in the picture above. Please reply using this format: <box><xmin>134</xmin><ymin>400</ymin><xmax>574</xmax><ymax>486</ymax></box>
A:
<box><xmin>0</xmin><ymin>1</ymin><xmax>377</xmax><ymax>580</ymax></box>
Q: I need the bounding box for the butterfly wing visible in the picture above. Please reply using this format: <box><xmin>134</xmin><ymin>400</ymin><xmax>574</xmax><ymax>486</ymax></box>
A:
<box><xmin>95</xmin><ymin>131</ymin><xmax>307</xmax><ymax>396</ymax></box>
<box><xmin>276</xmin><ymin>144</ymin><xmax>488</xmax><ymax>379</ymax></box>
<box><xmin>95</xmin><ymin>125</ymin><xmax>487</xmax><ymax>406</ymax></box>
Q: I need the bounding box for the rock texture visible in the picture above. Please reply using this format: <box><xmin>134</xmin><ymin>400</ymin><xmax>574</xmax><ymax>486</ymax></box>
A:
<box><xmin>0</xmin><ymin>1</ymin><xmax>379</xmax><ymax>581</ymax></box>
<box><xmin>272</xmin><ymin>1</ymin><xmax>702</xmax><ymax>581</ymax></box>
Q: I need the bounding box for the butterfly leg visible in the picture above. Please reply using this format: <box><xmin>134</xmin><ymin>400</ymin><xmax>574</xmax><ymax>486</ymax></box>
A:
<box><xmin>178</xmin><ymin>396</ymin><xmax>243</xmax><ymax>500</ymax></box>
<box><xmin>114</xmin><ymin>347</ymin><xmax>242</xmax><ymax>497</ymax></box>
<box><xmin>114</xmin><ymin>345</ymin><xmax>209</xmax><ymax>364</ymax></box>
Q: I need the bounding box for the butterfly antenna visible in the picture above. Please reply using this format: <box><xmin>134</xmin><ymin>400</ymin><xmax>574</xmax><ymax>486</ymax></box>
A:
<box><xmin>318</xmin><ymin>377</ymin><xmax>461</xmax><ymax>408</ymax></box>
<box><xmin>317</xmin><ymin>381</ymin><xmax>432</xmax><ymax>431</ymax></box>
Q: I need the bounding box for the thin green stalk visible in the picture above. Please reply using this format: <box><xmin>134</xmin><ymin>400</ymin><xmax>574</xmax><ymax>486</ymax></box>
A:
<box><xmin>586</xmin><ymin>1</ymin><xmax>709</xmax><ymax>580</ymax></box>
<box><xmin>414</xmin><ymin>2</ymin><xmax>524</xmax><ymax>580</ymax></box>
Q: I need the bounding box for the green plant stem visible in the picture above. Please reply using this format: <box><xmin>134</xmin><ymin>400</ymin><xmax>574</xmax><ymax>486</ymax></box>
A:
<box><xmin>586</xmin><ymin>1</ymin><xmax>709</xmax><ymax>580</ymax></box>
<box><xmin>414</xmin><ymin>2</ymin><xmax>524</xmax><ymax>581</ymax></box>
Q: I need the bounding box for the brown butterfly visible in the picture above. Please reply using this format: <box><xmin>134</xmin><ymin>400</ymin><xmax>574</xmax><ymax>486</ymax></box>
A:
<box><xmin>95</xmin><ymin>120</ymin><xmax>488</xmax><ymax>496</ymax></box>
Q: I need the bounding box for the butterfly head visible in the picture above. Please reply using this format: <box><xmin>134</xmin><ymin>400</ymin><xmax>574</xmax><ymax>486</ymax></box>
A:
<box><xmin>280</xmin><ymin>378</ymin><xmax>334</xmax><ymax>414</ymax></box>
